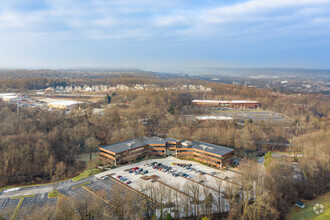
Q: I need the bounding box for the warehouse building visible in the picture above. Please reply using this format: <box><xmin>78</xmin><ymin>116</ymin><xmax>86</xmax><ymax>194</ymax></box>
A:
<box><xmin>47</xmin><ymin>100</ymin><xmax>81</xmax><ymax>110</ymax></box>
<box><xmin>0</xmin><ymin>93</ymin><xmax>19</xmax><ymax>102</ymax></box>
<box><xmin>195</xmin><ymin>115</ymin><xmax>234</xmax><ymax>122</ymax></box>
<box><xmin>99</xmin><ymin>137</ymin><xmax>234</xmax><ymax>168</ymax></box>
<box><xmin>192</xmin><ymin>100</ymin><xmax>260</xmax><ymax>109</ymax></box>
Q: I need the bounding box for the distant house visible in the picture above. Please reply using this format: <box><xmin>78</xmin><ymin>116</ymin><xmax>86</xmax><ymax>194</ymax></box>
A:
<box><xmin>134</xmin><ymin>84</ymin><xmax>144</xmax><ymax>90</ymax></box>
<box><xmin>55</xmin><ymin>86</ymin><xmax>64</xmax><ymax>92</ymax></box>
<box><xmin>85</xmin><ymin>87</ymin><xmax>92</xmax><ymax>92</ymax></box>
<box><xmin>65</xmin><ymin>86</ymin><xmax>73</xmax><ymax>92</ymax></box>
<box><xmin>99</xmin><ymin>85</ymin><xmax>108</xmax><ymax>91</ymax></box>
<box><xmin>117</xmin><ymin>84</ymin><xmax>129</xmax><ymax>90</ymax></box>
<box><xmin>44</xmin><ymin>87</ymin><xmax>54</xmax><ymax>94</ymax></box>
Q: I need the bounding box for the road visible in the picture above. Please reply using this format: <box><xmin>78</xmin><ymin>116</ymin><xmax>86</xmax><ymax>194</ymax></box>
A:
<box><xmin>0</xmin><ymin>177</ymin><xmax>94</xmax><ymax>199</ymax></box>
<box><xmin>258</xmin><ymin>156</ymin><xmax>265</xmax><ymax>167</ymax></box>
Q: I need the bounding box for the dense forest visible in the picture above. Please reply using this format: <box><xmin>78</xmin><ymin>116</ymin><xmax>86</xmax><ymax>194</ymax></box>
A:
<box><xmin>0</xmin><ymin>74</ymin><xmax>329</xmax><ymax>219</ymax></box>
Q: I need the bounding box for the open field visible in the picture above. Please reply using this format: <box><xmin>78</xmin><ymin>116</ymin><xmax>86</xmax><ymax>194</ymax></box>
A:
<box><xmin>286</xmin><ymin>192</ymin><xmax>330</xmax><ymax>220</ymax></box>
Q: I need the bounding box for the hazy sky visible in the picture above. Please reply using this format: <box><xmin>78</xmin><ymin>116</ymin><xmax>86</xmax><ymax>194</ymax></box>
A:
<box><xmin>1</xmin><ymin>0</ymin><xmax>330</xmax><ymax>70</ymax></box>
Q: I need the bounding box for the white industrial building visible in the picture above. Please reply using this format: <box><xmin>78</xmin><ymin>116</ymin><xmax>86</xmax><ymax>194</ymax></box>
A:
<box><xmin>0</xmin><ymin>93</ymin><xmax>19</xmax><ymax>102</ymax></box>
<box><xmin>47</xmin><ymin>100</ymin><xmax>81</xmax><ymax>110</ymax></box>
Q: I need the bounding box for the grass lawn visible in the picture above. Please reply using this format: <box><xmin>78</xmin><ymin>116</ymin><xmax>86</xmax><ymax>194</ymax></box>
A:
<box><xmin>71</xmin><ymin>169</ymin><xmax>100</xmax><ymax>182</ymax></box>
<box><xmin>48</xmin><ymin>190</ymin><xmax>61</xmax><ymax>198</ymax></box>
<box><xmin>286</xmin><ymin>192</ymin><xmax>330</xmax><ymax>220</ymax></box>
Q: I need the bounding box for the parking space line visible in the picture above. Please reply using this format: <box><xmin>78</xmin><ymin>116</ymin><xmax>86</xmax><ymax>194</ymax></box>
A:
<box><xmin>205</xmin><ymin>174</ymin><xmax>241</xmax><ymax>186</ymax></box>
<box><xmin>182</xmin><ymin>177</ymin><xmax>225</xmax><ymax>195</ymax></box>
<box><xmin>109</xmin><ymin>176</ymin><xmax>155</xmax><ymax>203</ymax></box>
<box><xmin>154</xmin><ymin>179</ymin><xmax>197</xmax><ymax>201</ymax></box>
<box><xmin>82</xmin><ymin>186</ymin><xmax>116</xmax><ymax>208</ymax></box>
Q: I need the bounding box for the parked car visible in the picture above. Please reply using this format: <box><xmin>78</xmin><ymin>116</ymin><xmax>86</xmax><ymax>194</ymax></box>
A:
<box><xmin>101</xmin><ymin>176</ymin><xmax>109</xmax><ymax>180</ymax></box>
<box><xmin>143</xmin><ymin>170</ymin><xmax>148</xmax><ymax>174</ymax></box>
<box><xmin>210</xmin><ymin>172</ymin><xmax>215</xmax><ymax>175</ymax></box>
<box><xmin>129</xmin><ymin>170</ymin><xmax>133</xmax><ymax>173</ymax></box>
<box><xmin>116</xmin><ymin>175</ymin><xmax>122</xmax><ymax>179</ymax></box>
<box><xmin>224</xmin><ymin>176</ymin><xmax>229</xmax><ymax>180</ymax></box>
<box><xmin>126</xmin><ymin>181</ymin><xmax>132</xmax><ymax>184</ymax></box>
<box><xmin>295</xmin><ymin>201</ymin><xmax>305</xmax><ymax>208</ymax></box>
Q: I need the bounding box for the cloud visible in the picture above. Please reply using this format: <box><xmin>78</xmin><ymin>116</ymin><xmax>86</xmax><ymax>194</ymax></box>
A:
<box><xmin>0</xmin><ymin>0</ymin><xmax>330</xmax><ymax>68</ymax></box>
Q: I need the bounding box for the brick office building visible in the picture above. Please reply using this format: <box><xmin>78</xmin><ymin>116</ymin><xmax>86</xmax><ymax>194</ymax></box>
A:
<box><xmin>99</xmin><ymin>136</ymin><xmax>234</xmax><ymax>168</ymax></box>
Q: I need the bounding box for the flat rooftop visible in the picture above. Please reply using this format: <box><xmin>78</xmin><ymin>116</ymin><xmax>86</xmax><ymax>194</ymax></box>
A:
<box><xmin>100</xmin><ymin>136</ymin><xmax>178</xmax><ymax>154</ymax></box>
<box><xmin>0</xmin><ymin>93</ymin><xmax>17</xmax><ymax>97</ymax></box>
<box><xmin>192</xmin><ymin>99</ymin><xmax>259</xmax><ymax>104</ymax></box>
<box><xmin>195</xmin><ymin>115</ymin><xmax>233</xmax><ymax>120</ymax></box>
<box><xmin>190</xmin><ymin>141</ymin><xmax>234</xmax><ymax>156</ymax></box>
<box><xmin>100</xmin><ymin>136</ymin><xmax>234</xmax><ymax>156</ymax></box>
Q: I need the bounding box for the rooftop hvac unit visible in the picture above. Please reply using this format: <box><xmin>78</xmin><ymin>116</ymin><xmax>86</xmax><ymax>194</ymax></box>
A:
<box><xmin>200</xmin><ymin>144</ymin><xmax>214</xmax><ymax>151</ymax></box>
<box><xmin>127</xmin><ymin>142</ymin><xmax>135</xmax><ymax>149</ymax></box>
<box><xmin>182</xmin><ymin>141</ymin><xmax>192</xmax><ymax>147</ymax></box>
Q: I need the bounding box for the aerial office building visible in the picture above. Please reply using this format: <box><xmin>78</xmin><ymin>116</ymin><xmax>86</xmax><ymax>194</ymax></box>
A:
<box><xmin>99</xmin><ymin>136</ymin><xmax>234</xmax><ymax>168</ymax></box>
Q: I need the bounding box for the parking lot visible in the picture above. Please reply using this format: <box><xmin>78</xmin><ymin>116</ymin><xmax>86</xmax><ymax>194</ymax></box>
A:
<box><xmin>211</xmin><ymin>109</ymin><xmax>291</xmax><ymax>124</ymax></box>
<box><xmin>96</xmin><ymin>157</ymin><xmax>239</xmax><ymax>205</ymax></box>
<box><xmin>0</xmin><ymin>157</ymin><xmax>240</xmax><ymax>218</ymax></box>
<box><xmin>0</xmin><ymin>193</ymin><xmax>58</xmax><ymax>220</ymax></box>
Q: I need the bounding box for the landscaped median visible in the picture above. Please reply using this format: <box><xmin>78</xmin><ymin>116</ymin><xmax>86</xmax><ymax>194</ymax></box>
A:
<box><xmin>10</xmin><ymin>194</ymin><xmax>36</xmax><ymax>219</ymax></box>
<box><xmin>48</xmin><ymin>190</ymin><xmax>61</xmax><ymax>198</ymax></box>
<box><xmin>71</xmin><ymin>169</ymin><xmax>100</xmax><ymax>181</ymax></box>
<box><xmin>71</xmin><ymin>181</ymin><xmax>92</xmax><ymax>190</ymax></box>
